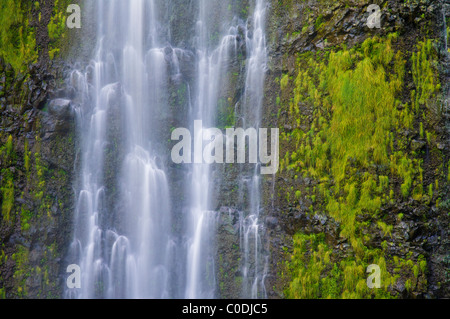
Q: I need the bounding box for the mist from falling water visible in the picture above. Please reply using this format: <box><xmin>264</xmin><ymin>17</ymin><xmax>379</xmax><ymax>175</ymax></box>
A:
<box><xmin>66</xmin><ymin>0</ymin><xmax>176</xmax><ymax>299</ymax></box>
<box><xmin>239</xmin><ymin>0</ymin><xmax>269</xmax><ymax>299</ymax></box>
<box><xmin>65</xmin><ymin>0</ymin><xmax>269</xmax><ymax>299</ymax></box>
<box><xmin>184</xmin><ymin>0</ymin><xmax>243</xmax><ymax>299</ymax></box>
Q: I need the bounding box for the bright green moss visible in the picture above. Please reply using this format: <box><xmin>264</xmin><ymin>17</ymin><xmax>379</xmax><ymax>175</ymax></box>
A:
<box><xmin>34</xmin><ymin>151</ymin><xmax>46</xmax><ymax>201</ymax></box>
<box><xmin>284</xmin><ymin>233</ymin><xmax>333</xmax><ymax>299</ymax></box>
<box><xmin>411</xmin><ymin>39</ymin><xmax>440</xmax><ymax>111</ymax></box>
<box><xmin>20</xmin><ymin>208</ymin><xmax>32</xmax><ymax>232</ymax></box>
<box><xmin>419</xmin><ymin>257</ymin><xmax>427</xmax><ymax>273</ymax></box>
<box><xmin>12</xmin><ymin>246</ymin><xmax>29</xmax><ymax>297</ymax></box>
<box><xmin>24</xmin><ymin>140</ymin><xmax>31</xmax><ymax>177</ymax></box>
<box><xmin>283</xmin><ymin>232</ymin><xmax>403</xmax><ymax>299</ymax></box>
<box><xmin>1</xmin><ymin>170</ymin><xmax>14</xmax><ymax>222</ymax></box>
<box><xmin>280</xmin><ymin>74</ymin><xmax>290</xmax><ymax>91</ymax></box>
<box><xmin>314</xmin><ymin>14</ymin><xmax>324</xmax><ymax>30</ymax></box>
<box><xmin>447</xmin><ymin>160</ymin><xmax>450</xmax><ymax>182</ymax></box>
<box><xmin>412</xmin><ymin>184</ymin><xmax>423</xmax><ymax>201</ymax></box>
<box><xmin>428</xmin><ymin>184</ymin><xmax>433</xmax><ymax>199</ymax></box>
<box><xmin>1</xmin><ymin>135</ymin><xmax>15</xmax><ymax>222</ymax></box>
<box><xmin>280</xmin><ymin>34</ymin><xmax>438</xmax><ymax>299</ymax></box>
<box><xmin>0</xmin><ymin>0</ymin><xmax>37</xmax><ymax>72</ymax></box>
<box><xmin>5</xmin><ymin>135</ymin><xmax>13</xmax><ymax>157</ymax></box>
<box><xmin>1</xmin><ymin>0</ymin><xmax>72</xmax><ymax>69</ymax></box>
<box><xmin>47</xmin><ymin>0</ymin><xmax>72</xmax><ymax>60</ymax></box>
<box><xmin>377</xmin><ymin>221</ymin><xmax>393</xmax><ymax>238</ymax></box>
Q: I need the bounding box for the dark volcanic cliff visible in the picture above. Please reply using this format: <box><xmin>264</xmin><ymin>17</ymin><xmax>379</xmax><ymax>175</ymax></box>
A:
<box><xmin>259</xmin><ymin>0</ymin><xmax>449</xmax><ymax>299</ymax></box>
<box><xmin>0</xmin><ymin>0</ymin><xmax>449</xmax><ymax>299</ymax></box>
<box><xmin>0</xmin><ymin>0</ymin><xmax>83</xmax><ymax>298</ymax></box>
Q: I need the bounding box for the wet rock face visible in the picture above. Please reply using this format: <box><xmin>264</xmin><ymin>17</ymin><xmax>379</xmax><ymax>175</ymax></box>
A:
<box><xmin>0</xmin><ymin>60</ymin><xmax>77</xmax><ymax>298</ymax></box>
<box><xmin>42</xmin><ymin>99</ymin><xmax>75</xmax><ymax>134</ymax></box>
<box><xmin>262</xmin><ymin>0</ymin><xmax>450</xmax><ymax>299</ymax></box>
<box><xmin>174</xmin><ymin>49</ymin><xmax>196</xmax><ymax>82</ymax></box>
<box><xmin>215</xmin><ymin>207</ymin><xmax>242</xmax><ymax>299</ymax></box>
<box><xmin>270</xmin><ymin>0</ymin><xmax>441</xmax><ymax>56</ymax></box>
<box><xmin>0</xmin><ymin>0</ymin><xmax>82</xmax><ymax>299</ymax></box>
<box><xmin>1</xmin><ymin>0</ymin><xmax>449</xmax><ymax>299</ymax></box>
<box><xmin>48</xmin><ymin>99</ymin><xmax>72</xmax><ymax>118</ymax></box>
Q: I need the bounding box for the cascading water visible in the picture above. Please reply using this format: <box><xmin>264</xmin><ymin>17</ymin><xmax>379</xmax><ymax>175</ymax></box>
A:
<box><xmin>66</xmin><ymin>0</ymin><xmax>174</xmax><ymax>299</ymax></box>
<box><xmin>238</xmin><ymin>0</ymin><xmax>269</xmax><ymax>299</ymax></box>
<box><xmin>184</xmin><ymin>0</ymin><xmax>242</xmax><ymax>299</ymax></box>
<box><xmin>66</xmin><ymin>0</ymin><xmax>269</xmax><ymax>300</ymax></box>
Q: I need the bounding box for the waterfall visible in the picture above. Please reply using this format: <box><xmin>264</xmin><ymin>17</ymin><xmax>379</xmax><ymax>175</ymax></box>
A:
<box><xmin>65</xmin><ymin>0</ymin><xmax>269</xmax><ymax>299</ymax></box>
<box><xmin>184</xmin><ymin>0</ymin><xmax>241</xmax><ymax>299</ymax></box>
<box><xmin>66</xmin><ymin>0</ymin><xmax>174</xmax><ymax>299</ymax></box>
<box><xmin>239</xmin><ymin>0</ymin><xmax>269</xmax><ymax>299</ymax></box>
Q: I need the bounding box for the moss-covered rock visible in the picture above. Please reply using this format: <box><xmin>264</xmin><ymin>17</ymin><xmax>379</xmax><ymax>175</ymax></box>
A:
<box><xmin>0</xmin><ymin>0</ymin><xmax>81</xmax><ymax>299</ymax></box>
<box><xmin>264</xmin><ymin>0</ymin><xmax>449</xmax><ymax>299</ymax></box>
